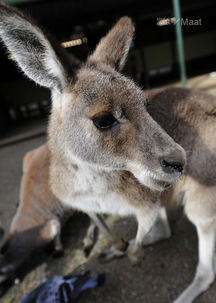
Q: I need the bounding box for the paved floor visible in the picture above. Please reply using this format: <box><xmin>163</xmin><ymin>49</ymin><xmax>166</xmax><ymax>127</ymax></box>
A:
<box><xmin>0</xmin><ymin>135</ymin><xmax>216</xmax><ymax>303</ymax></box>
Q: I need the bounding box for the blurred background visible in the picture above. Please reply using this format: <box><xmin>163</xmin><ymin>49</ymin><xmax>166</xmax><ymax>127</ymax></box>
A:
<box><xmin>1</xmin><ymin>0</ymin><xmax>216</xmax><ymax>145</ymax></box>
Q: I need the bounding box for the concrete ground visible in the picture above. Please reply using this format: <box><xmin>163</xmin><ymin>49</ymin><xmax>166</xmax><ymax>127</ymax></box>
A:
<box><xmin>1</xmin><ymin>73</ymin><xmax>216</xmax><ymax>303</ymax></box>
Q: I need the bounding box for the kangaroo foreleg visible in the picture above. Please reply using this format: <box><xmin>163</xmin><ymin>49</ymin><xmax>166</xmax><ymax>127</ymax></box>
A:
<box><xmin>87</xmin><ymin>212</ymin><xmax>128</xmax><ymax>261</ymax></box>
<box><xmin>143</xmin><ymin>206</ymin><xmax>171</xmax><ymax>246</ymax></box>
<box><xmin>82</xmin><ymin>220</ymin><xmax>98</xmax><ymax>257</ymax></box>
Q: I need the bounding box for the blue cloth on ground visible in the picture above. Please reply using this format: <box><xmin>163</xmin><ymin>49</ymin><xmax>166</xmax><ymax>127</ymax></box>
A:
<box><xmin>21</xmin><ymin>271</ymin><xmax>105</xmax><ymax>303</ymax></box>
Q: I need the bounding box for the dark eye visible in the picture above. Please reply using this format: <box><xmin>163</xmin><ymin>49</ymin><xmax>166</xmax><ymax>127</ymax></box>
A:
<box><xmin>143</xmin><ymin>98</ymin><xmax>149</xmax><ymax>107</ymax></box>
<box><xmin>92</xmin><ymin>113</ymin><xmax>119</xmax><ymax>131</ymax></box>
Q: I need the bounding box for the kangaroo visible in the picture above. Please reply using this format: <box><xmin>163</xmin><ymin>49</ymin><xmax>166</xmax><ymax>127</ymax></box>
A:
<box><xmin>0</xmin><ymin>3</ymin><xmax>213</xmax><ymax>303</ymax></box>
<box><xmin>146</xmin><ymin>87</ymin><xmax>216</xmax><ymax>303</ymax></box>
<box><xmin>0</xmin><ymin>144</ymin><xmax>101</xmax><ymax>284</ymax></box>
<box><xmin>0</xmin><ymin>2</ymin><xmax>186</xmax><ymax>262</ymax></box>
<box><xmin>0</xmin><ymin>144</ymin><xmax>72</xmax><ymax>283</ymax></box>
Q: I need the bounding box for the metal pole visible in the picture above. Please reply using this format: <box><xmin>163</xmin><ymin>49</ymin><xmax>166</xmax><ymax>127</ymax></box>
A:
<box><xmin>172</xmin><ymin>0</ymin><xmax>187</xmax><ymax>87</ymax></box>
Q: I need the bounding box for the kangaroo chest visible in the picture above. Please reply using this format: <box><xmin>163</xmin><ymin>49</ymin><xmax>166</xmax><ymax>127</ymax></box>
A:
<box><xmin>53</xmin><ymin>166</ymin><xmax>135</xmax><ymax>217</ymax></box>
<box><xmin>68</xmin><ymin>192</ymin><xmax>134</xmax><ymax>216</ymax></box>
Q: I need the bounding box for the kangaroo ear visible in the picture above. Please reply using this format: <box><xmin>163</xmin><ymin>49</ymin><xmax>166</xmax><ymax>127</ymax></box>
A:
<box><xmin>89</xmin><ymin>17</ymin><xmax>134</xmax><ymax>71</ymax></box>
<box><xmin>0</xmin><ymin>3</ymin><xmax>80</xmax><ymax>92</ymax></box>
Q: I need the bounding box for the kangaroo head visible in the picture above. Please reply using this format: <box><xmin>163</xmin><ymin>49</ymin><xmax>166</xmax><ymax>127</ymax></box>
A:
<box><xmin>0</xmin><ymin>4</ymin><xmax>186</xmax><ymax>191</ymax></box>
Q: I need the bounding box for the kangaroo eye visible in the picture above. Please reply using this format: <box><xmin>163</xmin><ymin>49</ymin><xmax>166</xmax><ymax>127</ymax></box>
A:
<box><xmin>143</xmin><ymin>98</ymin><xmax>149</xmax><ymax>107</ymax></box>
<box><xmin>92</xmin><ymin>113</ymin><xmax>119</xmax><ymax>131</ymax></box>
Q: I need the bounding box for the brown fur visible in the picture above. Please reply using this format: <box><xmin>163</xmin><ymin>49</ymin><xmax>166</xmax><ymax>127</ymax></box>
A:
<box><xmin>0</xmin><ymin>145</ymin><xmax>72</xmax><ymax>283</ymax></box>
<box><xmin>11</xmin><ymin>145</ymin><xmax>70</xmax><ymax>232</ymax></box>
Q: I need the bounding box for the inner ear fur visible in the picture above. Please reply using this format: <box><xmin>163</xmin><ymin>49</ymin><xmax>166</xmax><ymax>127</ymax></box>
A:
<box><xmin>0</xmin><ymin>3</ymin><xmax>80</xmax><ymax>92</ymax></box>
<box><xmin>89</xmin><ymin>16</ymin><xmax>135</xmax><ymax>71</ymax></box>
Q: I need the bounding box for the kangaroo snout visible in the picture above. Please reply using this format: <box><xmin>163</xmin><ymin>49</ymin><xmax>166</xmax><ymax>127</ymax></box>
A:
<box><xmin>160</xmin><ymin>147</ymin><xmax>186</xmax><ymax>177</ymax></box>
<box><xmin>160</xmin><ymin>158</ymin><xmax>184</xmax><ymax>174</ymax></box>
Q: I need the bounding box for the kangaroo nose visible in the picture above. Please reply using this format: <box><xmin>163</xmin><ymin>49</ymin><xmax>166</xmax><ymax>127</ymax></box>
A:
<box><xmin>160</xmin><ymin>159</ymin><xmax>184</xmax><ymax>174</ymax></box>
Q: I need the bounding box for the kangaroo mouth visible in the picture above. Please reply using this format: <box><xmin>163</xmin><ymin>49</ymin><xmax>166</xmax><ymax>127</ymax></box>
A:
<box><xmin>134</xmin><ymin>172</ymin><xmax>173</xmax><ymax>191</ymax></box>
<box><xmin>149</xmin><ymin>170</ymin><xmax>183</xmax><ymax>191</ymax></box>
<box><xmin>153</xmin><ymin>179</ymin><xmax>171</xmax><ymax>189</ymax></box>
<box><xmin>129</xmin><ymin>162</ymin><xmax>182</xmax><ymax>191</ymax></box>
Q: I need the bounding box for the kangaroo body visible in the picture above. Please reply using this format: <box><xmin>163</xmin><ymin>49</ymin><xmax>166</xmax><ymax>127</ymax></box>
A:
<box><xmin>147</xmin><ymin>87</ymin><xmax>216</xmax><ymax>303</ymax></box>
<box><xmin>11</xmin><ymin>144</ymin><xmax>71</xmax><ymax>232</ymax></box>
<box><xmin>0</xmin><ymin>144</ymin><xmax>72</xmax><ymax>283</ymax></box>
<box><xmin>0</xmin><ymin>3</ymin><xmax>215</xmax><ymax>302</ymax></box>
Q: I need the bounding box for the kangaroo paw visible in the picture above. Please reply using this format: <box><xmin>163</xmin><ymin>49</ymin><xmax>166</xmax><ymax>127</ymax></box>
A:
<box><xmin>97</xmin><ymin>244</ymin><xmax>126</xmax><ymax>262</ymax></box>
<box><xmin>82</xmin><ymin>223</ymin><xmax>98</xmax><ymax>258</ymax></box>
<box><xmin>127</xmin><ymin>239</ymin><xmax>144</xmax><ymax>266</ymax></box>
